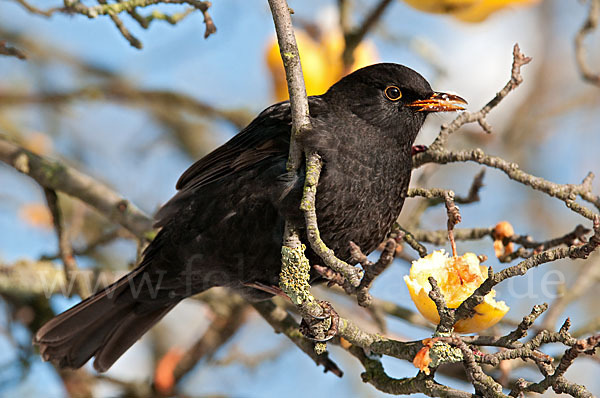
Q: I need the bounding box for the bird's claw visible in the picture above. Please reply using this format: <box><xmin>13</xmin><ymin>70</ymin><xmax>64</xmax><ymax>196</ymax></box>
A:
<box><xmin>299</xmin><ymin>301</ymin><xmax>339</xmax><ymax>342</ymax></box>
<box><xmin>411</xmin><ymin>145</ymin><xmax>428</xmax><ymax>156</ymax></box>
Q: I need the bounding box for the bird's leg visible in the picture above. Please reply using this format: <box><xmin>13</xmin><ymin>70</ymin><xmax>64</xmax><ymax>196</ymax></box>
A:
<box><xmin>411</xmin><ymin>144</ymin><xmax>428</xmax><ymax>156</ymax></box>
<box><xmin>299</xmin><ymin>301</ymin><xmax>339</xmax><ymax>342</ymax></box>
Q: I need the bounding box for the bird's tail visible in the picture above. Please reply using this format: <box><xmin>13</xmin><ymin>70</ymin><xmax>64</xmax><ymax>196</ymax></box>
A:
<box><xmin>34</xmin><ymin>263</ymin><xmax>178</xmax><ymax>372</ymax></box>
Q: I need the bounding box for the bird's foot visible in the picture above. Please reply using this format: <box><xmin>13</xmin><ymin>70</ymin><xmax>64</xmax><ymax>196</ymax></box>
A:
<box><xmin>299</xmin><ymin>301</ymin><xmax>339</xmax><ymax>342</ymax></box>
<box><xmin>411</xmin><ymin>144</ymin><xmax>428</xmax><ymax>156</ymax></box>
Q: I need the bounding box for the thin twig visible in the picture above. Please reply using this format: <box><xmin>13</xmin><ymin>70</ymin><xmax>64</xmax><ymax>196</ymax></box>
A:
<box><xmin>407</xmin><ymin>187</ymin><xmax>462</xmax><ymax>256</ymax></box>
<box><xmin>12</xmin><ymin>0</ymin><xmax>216</xmax><ymax>47</ymax></box>
<box><xmin>348</xmin><ymin>345</ymin><xmax>473</xmax><ymax>398</ymax></box>
<box><xmin>0</xmin><ymin>86</ymin><xmax>249</xmax><ymax>129</ymax></box>
<box><xmin>427</xmin><ymin>277</ymin><xmax>455</xmax><ymax>334</ymax></box>
<box><xmin>416</xmin><ymin>43</ymin><xmax>531</xmax><ymax>152</ymax></box>
<box><xmin>455</xmin><ymin>216</ymin><xmax>600</xmax><ymax>323</ymax></box>
<box><xmin>393</xmin><ymin>224</ymin><xmax>428</xmax><ymax>257</ymax></box>
<box><xmin>416</xmin><ymin>149</ymin><xmax>600</xmax><ymax>221</ymax></box>
<box><xmin>301</xmin><ymin>153</ymin><xmax>361</xmax><ymax>287</ymax></box>
<box><xmin>43</xmin><ymin>189</ymin><xmax>91</xmax><ymax>298</ymax></box>
<box><xmin>173</xmin><ymin>300</ymin><xmax>249</xmax><ymax>384</ymax></box>
<box><xmin>341</xmin><ymin>0</ymin><xmax>393</xmax><ymax>68</ymax></box>
<box><xmin>98</xmin><ymin>0</ymin><xmax>142</xmax><ymax>49</ymax></box>
<box><xmin>575</xmin><ymin>0</ymin><xmax>600</xmax><ymax>86</ymax></box>
<box><xmin>251</xmin><ymin>300</ymin><xmax>343</xmax><ymax>377</ymax></box>
<box><xmin>0</xmin><ymin>41</ymin><xmax>26</xmax><ymax>59</ymax></box>
<box><xmin>351</xmin><ymin>239</ymin><xmax>396</xmax><ymax>307</ymax></box>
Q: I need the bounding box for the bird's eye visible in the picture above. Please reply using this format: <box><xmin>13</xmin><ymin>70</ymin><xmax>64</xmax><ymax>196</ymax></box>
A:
<box><xmin>384</xmin><ymin>86</ymin><xmax>402</xmax><ymax>101</ymax></box>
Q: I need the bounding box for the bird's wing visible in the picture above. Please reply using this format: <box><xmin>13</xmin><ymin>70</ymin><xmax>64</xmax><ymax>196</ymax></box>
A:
<box><xmin>175</xmin><ymin>101</ymin><xmax>292</xmax><ymax>191</ymax></box>
<box><xmin>154</xmin><ymin>97</ymin><xmax>325</xmax><ymax>227</ymax></box>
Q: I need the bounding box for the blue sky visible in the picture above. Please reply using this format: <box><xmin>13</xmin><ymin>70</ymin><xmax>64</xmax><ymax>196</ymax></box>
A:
<box><xmin>1</xmin><ymin>0</ymin><xmax>599</xmax><ymax>397</ymax></box>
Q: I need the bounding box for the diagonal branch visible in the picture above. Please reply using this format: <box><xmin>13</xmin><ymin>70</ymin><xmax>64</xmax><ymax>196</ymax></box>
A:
<box><xmin>419</xmin><ymin>43</ymin><xmax>531</xmax><ymax>152</ymax></box>
<box><xmin>0</xmin><ymin>137</ymin><xmax>154</xmax><ymax>239</ymax></box>
<box><xmin>98</xmin><ymin>0</ymin><xmax>142</xmax><ymax>49</ymax></box>
<box><xmin>0</xmin><ymin>40</ymin><xmax>26</xmax><ymax>59</ymax></box>
<box><xmin>416</xmin><ymin>149</ymin><xmax>600</xmax><ymax>221</ymax></box>
<box><xmin>348</xmin><ymin>345</ymin><xmax>473</xmax><ymax>398</ymax></box>
<box><xmin>0</xmin><ymin>86</ymin><xmax>249</xmax><ymax>129</ymax></box>
<box><xmin>172</xmin><ymin>300</ymin><xmax>249</xmax><ymax>386</ymax></box>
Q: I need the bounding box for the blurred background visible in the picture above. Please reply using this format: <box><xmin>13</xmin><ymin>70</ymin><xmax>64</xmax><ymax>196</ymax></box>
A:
<box><xmin>0</xmin><ymin>0</ymin><xmax>599</xmax><ymax>397</ymax></box>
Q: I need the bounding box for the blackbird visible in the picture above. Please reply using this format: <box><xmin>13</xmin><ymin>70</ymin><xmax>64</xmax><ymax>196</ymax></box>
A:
<box><xmin>34</xmin><ymin>63</ymin><xmax>466</xmax><ymax>371</ymax></box>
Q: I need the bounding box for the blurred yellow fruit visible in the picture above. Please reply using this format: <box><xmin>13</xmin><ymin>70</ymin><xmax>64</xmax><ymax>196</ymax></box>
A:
<box><xmin>455</xmin><ymin>0</ymin><xmax>541</xmax><ymax>22</ymax></box>
<box><xmin>23</xmin><ymin>132</ymin><xmax>53</xmax><ymax>156</ymax></box>
<box><xmin>402</xmin><ymin>0</ymin><xmax>479</xmax><ymax>14</ymax></box>
<box><xmin>404</xmin><ymin>250</ymin><xmax>509</xmax><ymax>333</ymax></box>
<box><xmin>493</xmin><ymin>220</ymin><xmax>515</xmax><ymax>258</ymax></box>
<box><xmin>265</xmin><ymin>29</ymin><xmax>377</xmax><ymax>101</ymax></box>
<box><xmin>401</xmin><ymin>0</ymin><xmax>541</xmax><ymax>22</ymax></box>
<box><xmin>18</xmin><ymin>203</ymin><xmax>53</xmax><ymax>229</ymax></box>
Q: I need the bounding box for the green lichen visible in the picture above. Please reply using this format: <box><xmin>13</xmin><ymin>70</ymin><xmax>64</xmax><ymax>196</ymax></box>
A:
<box><xmin>143</xmin><ymin>229</ymin><xmax>158</xmax><ymax>242</ymax></box>
<box><xmin>299</xmin><ymin>185</ymin><xmax>316</xmax><ymax>211</ymax></box>
<box><xmin>314</xmin><ymin>342</ymin><xmax>327</xmax><ymax>355</ymax></box>
<box><xmin>429</xmin><ymin>341</ymin><xmax>463</xmax><ymax>368</ymax></box>
<box><xmin>280</xmin><ymin>244</ymin><xmax>313</xmax><ymax>305</ymax></box>
<box><xmin>40</xmin><ymin>161</ymin><xmax>65</xmax><ymax>188</ymax></box>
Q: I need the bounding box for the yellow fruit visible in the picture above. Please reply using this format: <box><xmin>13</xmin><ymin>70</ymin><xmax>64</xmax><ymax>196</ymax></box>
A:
<box><xmin>402</xmin><ymin>0</ymin><xmax>479</xmax><ymax>14</ymax></box>
<box><xmin>455</xmin><ymin>0</ymin><xmax>541</xmax><ymax>22</ymax></box>
<box><xmin>321</xmin><ymin>29</ymin><xmax>378</xmax><ymax>77</ymax></box>
<box><xmin>266</xmin><ymin>31</ymin><xmax>330</xmax><ymax>101</ymax></box>
<box><xmin>404</xmin><ymin>250</ymin><xmax>509</xmax><ymax>333</ymax></box>
<box><xmin>401</xmin><ymin>0</ymin><xmax>541</xmax><ymax>22</ymax></box>
<box><xmin>265</xmin><ymin>29</ymin><xmax>378</xmax><ymax>101</ymax></box>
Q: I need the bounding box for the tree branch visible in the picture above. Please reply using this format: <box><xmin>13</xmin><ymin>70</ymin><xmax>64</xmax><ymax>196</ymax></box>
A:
<box><xmin>43</xmin><ymin>189</ymin><xmax>92</xmax><ymax>298</ymax></box>
<box><xmin>575</xmin><ymin>0</ymin><xmax>600</xmax><ymax>86</ymax></box>
<box><xmin>416</xmin><ymin>149</ymin><xmax>600</xmax><ymax>221</ymax></box>
<box><xmin>0</xmin><ymin>137</ymin><xmax>154</xmax><ymax>239</ymax></box>
<box><xmin>300</xmin><ymin>153</ymin><xmax>361</xmax><ymax>287</ymax></box>
<box><xmin>268</xmin><ymin>0</ymin><xmax>310</xmax><ymax>172</ymax></box>
<box><xmin>0</xmin><ymin>40</ymin><xmax>26</xmax><ymax>59</ymax></box>
<box><xmin>251</xmin><ymin>300</ymin><xmax>343</xmax><ymax>377</ymax></box>
<box><xmin>0</xmin><ymin>85</ymin><xmax>249</xmax><ymax>129</ymax></box>
<box><xmin>11</xmin><ymin>0</ymin><xmax>216</xmax><ymax>48</ymax></box>
<box><xmin>341</xmin><ymin>0</ymin><xmax>393</xmax><ymax>67</ymax></box>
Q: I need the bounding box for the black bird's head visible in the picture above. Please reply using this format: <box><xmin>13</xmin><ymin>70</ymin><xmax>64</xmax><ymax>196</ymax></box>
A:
<box><xmin>322</xmin><ymin>63</ymin><xmax>466</xmax><ymax>144</ymax></box>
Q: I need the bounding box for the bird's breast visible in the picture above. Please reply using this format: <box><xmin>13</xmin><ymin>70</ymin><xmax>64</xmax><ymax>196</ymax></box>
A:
<box><xmin>313</xmin><ymin>138</ymin><xmax>412</xmax><ymax>261</ymax></box>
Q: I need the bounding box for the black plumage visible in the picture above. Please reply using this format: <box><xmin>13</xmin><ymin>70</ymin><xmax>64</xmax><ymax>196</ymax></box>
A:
<box><xmin>34</xmin><ymin>63</ymin><xmax>466</xmax><ymax>372</ymax></box>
